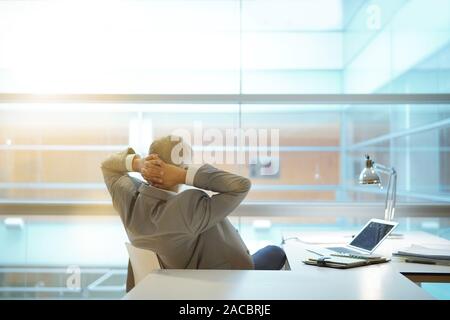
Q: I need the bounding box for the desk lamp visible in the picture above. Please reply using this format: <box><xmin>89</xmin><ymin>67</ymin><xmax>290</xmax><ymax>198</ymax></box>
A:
<box><xmin>359</xmin><ymin>155</ymin><xmax>397</xmax><ymax>222</ymax></box>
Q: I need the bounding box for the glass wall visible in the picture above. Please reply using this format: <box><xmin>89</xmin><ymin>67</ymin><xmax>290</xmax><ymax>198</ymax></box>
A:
<box><xmin>343</xmin><ymin>0</ymin><xmax>450</xmax><ymax>93</ymax></box>
<box><xmin>0</xmin><ymin>0</ymin><xmax>241</xmax><ymax>94</ymax></box>
<box><xmin>345</xmin><ymin>104</ymin><xmax>450</xmax><ymax>203</ymax></box>
<box><xmin>0</xmin><ymin>0</ymin><xmax>449</xmax><ymax>300</ymax></box>
<box><xmin>241</xmin><ymin>0</ymin><xmax>342</xmax><ymax>93</ymax></box>
<box><xmin>0</xmin><ymin>1</ymin><xmax>449</xmax><ymax>204</ymax></box>
<box><xmin>1</xmin><ymin>0</ymin><xmax>449</xmax><ymax>94</ymax></box>
<box><xmin>1</xmin><ymin>103</ymin><xmax>449</xmax><ymax>203</ymax></box>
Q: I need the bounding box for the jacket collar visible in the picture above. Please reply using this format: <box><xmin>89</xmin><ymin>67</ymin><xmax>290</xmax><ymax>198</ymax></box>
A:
<box><xmin>138</xmin><ymin>183</ymin><xmax>177</xmax><ymax>201</ymax></box>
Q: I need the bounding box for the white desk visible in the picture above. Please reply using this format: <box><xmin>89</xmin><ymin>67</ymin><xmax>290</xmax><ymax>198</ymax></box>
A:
<box><xmin>282</xmin><ymin>231</ymin><xmax>450</xmax><ymax>283</ymax></box>
<box><xmin>123</xmin><ymin>268</ymin><xmax>432</xmax><ymax>300</ymax></box>
<box><xmin>124</xmin><ymin>231</ymin><xmax>449</xmax><ymax>300</ymax></box>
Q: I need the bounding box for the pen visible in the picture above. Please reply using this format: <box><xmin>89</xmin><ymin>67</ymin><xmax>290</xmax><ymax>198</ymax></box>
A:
<box><xmin>404</xmin><ymin>259</ymin><xmax>436</xmax><ymax>265</ymax></box>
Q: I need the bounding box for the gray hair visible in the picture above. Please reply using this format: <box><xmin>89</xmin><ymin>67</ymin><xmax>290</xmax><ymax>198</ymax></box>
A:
<box><xmin>149</xmin><ymin>135</ymin><xmax>192</xmax><ymax>167</ymax></box>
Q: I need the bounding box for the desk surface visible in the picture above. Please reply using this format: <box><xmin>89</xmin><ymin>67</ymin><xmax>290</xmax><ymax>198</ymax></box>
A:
<box><xmin>282</xmin><ymin>231</ymin><xmax>450</xmax><ymax>277</ymax></box>
<box><xmin>123</xmin><ymin>268</ymin><xmax>432</xmax><ymax>300</ymax></box>
<box><xmin>124</xmin><ymin>231</ymin><xmax>448</xmax><ymax>300</ymax></box>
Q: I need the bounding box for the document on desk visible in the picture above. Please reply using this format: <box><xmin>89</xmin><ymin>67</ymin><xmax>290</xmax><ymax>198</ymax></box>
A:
<box><xmin>395</xmin><ymin>244</ymin><xmax>450</xmax><ymax>259</ymax></box>
<box><xmin>393</xmin><ymin>244</ymin><xmax>450</xmax><ymax>265</ymax></box>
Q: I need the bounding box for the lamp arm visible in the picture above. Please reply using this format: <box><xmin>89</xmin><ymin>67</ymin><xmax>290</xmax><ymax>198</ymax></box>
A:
<box><xmin>384</xmin><ymin>172</ymin><xmax>392</xmax><ymax>221</ymax></box>
<box><xmin>391</xmin><ymin>171</ymin><xmax>397</xmax><ymax>221</ymax></box>
<box><xmin>373</xmin><ymin>163</ymin><xmax>397</xmax><ymax>221</ymax></box>
<box><xmin>373</xmin><ymin>163</ymin><xmax>394</xmax><ymax>175</ymax></box>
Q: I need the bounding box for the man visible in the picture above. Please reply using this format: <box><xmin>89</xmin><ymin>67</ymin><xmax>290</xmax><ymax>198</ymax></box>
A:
<box><xmin>101</xmin><ymin>135</ymin><xmax>286</xmax><ymax>291</ymax></box>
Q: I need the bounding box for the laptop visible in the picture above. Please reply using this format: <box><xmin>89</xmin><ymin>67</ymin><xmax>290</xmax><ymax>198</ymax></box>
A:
<box><xmin>326</xmin><ymin>218</ymin><xmax>398</xmax><ymax>258</ymax></box>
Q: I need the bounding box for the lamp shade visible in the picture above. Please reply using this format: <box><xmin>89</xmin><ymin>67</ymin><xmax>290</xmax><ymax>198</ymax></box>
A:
<box><xmin>359</xmin><ymin>167</ymin><xmax>381</xmax><ymax>184</ymax></box>
<box><xmin>359</xmin><ymin>155</ymin><xmax>381</xmax><ymax>185</ymax></box>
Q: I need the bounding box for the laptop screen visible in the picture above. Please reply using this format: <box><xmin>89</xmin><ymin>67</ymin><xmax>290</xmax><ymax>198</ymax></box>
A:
<box><xmin>349</xmin><ymin>221</ymin><xmax>395</xmax><ymax>251</ymax></box>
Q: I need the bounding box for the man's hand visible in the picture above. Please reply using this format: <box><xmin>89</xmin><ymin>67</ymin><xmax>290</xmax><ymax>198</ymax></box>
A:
<box><xmin>141</xmin><ymin>154</ymin><xmax>186</xmax><ymax>190</ymax></box>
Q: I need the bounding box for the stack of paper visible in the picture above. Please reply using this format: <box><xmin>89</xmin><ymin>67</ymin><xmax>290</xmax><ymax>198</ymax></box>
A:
<box><xmin>393</xmin><ymin>244</ymin><xmax>450</xmax><ymax>265</ymax></box>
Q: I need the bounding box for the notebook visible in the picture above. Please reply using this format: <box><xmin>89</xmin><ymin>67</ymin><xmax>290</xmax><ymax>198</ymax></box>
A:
<box><xmin>303</xmin><ymin>254</ymin><xmax>390</xmax><ymax>269</ymax></box>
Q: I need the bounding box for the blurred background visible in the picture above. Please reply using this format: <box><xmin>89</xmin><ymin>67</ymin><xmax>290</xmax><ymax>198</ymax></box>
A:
<box><xmin>0</xmin><ymin>0</ymin><xmax>449</xmax><ymax>299</ymax></box>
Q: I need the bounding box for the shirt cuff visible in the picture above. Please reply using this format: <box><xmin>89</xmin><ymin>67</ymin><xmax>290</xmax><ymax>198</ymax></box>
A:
<box><xmin>185</xmin><ymin>165</ymin><xmax>201</xmax><ymax>186</ymax></box>
<box><xmin>125</xmin><ymin>154</ymin><xmax>137</xmax><ymax>172</ymax></box>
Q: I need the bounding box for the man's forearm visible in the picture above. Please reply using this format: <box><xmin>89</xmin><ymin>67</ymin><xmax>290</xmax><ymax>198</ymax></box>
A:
<box><xmin>191</xmin><ymin>164</ymin><xmax>251</xmax><ymax>194</ymax></box>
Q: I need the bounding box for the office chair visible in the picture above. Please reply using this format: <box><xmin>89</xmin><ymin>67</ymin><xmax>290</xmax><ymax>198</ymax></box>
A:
<box><xmin>125</xmin><ymin>242</ymin><xmax>161</xmax><ymax>288</ymax></box>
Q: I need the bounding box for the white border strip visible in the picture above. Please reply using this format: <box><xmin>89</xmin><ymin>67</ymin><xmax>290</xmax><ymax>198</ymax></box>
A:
<box><xmin>1</xmin><ymin>93</ymin><xmax>449</xmax><ymax>104</ymax></box>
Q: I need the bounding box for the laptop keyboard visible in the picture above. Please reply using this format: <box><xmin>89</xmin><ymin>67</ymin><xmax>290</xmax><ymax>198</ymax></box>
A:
<box><xmin>327</xmin><ymin>247</ymin><xmax>371</xmax><ymax>258</ymax></box>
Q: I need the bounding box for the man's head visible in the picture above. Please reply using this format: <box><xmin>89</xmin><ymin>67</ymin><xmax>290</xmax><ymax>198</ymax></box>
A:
<box><xmin>145</xmin><ymin>135</ymin><xmax>192</xmax><ymax>192</ymax></box>
<box><xmin>148</xmin><ymin>135</ymin><xmax>192</xmax><ymax>168</ymax></box>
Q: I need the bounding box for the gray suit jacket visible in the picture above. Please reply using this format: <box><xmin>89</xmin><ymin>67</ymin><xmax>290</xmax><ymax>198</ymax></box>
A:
<box><xmin>101</xmin><ymin>148</ymin><xmax>254</xmax><ymax>288</ymax></box>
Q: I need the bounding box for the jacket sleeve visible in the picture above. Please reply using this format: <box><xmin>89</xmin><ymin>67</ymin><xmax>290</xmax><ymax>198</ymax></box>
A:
<box><xmin>179</xmin><ymin>164</ymin><xmax>251</xmax><ymax>235</ymax></box>
<box><xmin>100</xmin><ymin>147</ymin><xmax>143</xmax><ymax>227</ymax></box>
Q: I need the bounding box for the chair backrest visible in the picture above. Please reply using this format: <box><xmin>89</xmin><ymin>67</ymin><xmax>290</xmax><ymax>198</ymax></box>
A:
<box><xmin>125</xmin><ymin>242</ymin><xmax>161</xmax><ymax>285</ymax></box>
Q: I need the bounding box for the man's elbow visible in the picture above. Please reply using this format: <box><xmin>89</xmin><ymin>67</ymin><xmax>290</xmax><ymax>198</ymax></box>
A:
<box><xmin>100</xmin><ymin>157</ymin><xmax>113</xmax><ymax>182</ymax></box>
<box><xmin>100</xmin><ymin>157</ymin><xmax>110</xmax><ymax>170</ymax></box>
<box><xmin>100</xmin><ymin>160</ymin><xmax>108</xmax><ymax>176</ymax></box>
<box><xmin>227</xmin><ymin>176</ymin><xmax>251</xmax><ymax>194</ymax></box>
<box><xmin>100</xmin><ymin>154</ymin><xmax>115</xmax><ymax>172</ymax></box>
<box><xmin>241</xmin><ymin>177</ymin><xmax>252</xmax><ymax>193</ymax></box>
